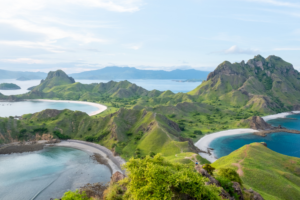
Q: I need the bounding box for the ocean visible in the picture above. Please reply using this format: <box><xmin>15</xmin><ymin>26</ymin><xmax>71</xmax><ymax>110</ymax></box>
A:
<box><xmin>210</xmin><ymin>114</ymin><xmax>300</xmax><ymax>159</ymax></box>
<box><xmin>0</xmin><ymin>147</ymin><xmax>111</xmax><ymax>200</ymax></box>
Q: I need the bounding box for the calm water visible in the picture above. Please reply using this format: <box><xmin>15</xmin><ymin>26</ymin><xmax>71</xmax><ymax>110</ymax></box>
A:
<box><xmin>0</xmin><ymin>101</ymin><xmax>99</xmax><ymax>117</ymax></box>
<box><xmin>0</xmin><ymin>147</ymin><xmax>111</xmax><ymax>200</ymax></box>
<box><xmin>0</xmin><ymin>79</ymin><xmax>201</xmax><ymax>95</ymax></box>
<box><xmin>210</xmin><ymin>114</ymin><xmax>300</xmax><ymax>159</ymax></box>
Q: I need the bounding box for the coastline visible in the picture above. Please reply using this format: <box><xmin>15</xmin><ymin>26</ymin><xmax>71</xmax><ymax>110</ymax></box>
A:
<box><xmin>27</xmin><ymin>99</ymin><xmax>107</xmax><ymax>116</ymax></box>
<box><xmin>195</xmin><ymin>110</ymin><xmax>300</xmax><ymax>163</ymax></box>
<box><xmin>194</xmin><ymin>129</ymin><xmax>258</xmax><ymax>163</ymax></box>
<box><xmin>53</xmin><ymin>140</ymin><xmax>126</xmax><ymax>174</ymax></box>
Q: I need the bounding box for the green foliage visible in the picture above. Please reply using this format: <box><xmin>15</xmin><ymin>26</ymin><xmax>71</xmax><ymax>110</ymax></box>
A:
<box><xmin>20</xmin><ymin>129</ymin><xmax>27</xmax><ymax>134</ymax></box>
<box><xmin>216</xmin><ymin>176</ymin><xmax>239</xmax><ymax>200</ymax></box>
<box><xmin>33</xmin><ymin>127</ymin><xmax>48</xmax><ymax>134</ymax></box>
<box><xmin>168</xmin><ymin>114</ymin><xmax>176</xmax><ymax>118</ymax></box>
<box><xmin>203</xmin><ymin>164</ymin><xmax>215</xmax><ymax>175</ymax></box>
<box><xmin>58</xmin><ymin>190</ymin><xmax>89</xmax><ymax>200</ymax></box>
<box><xmin>193</xmin><ymin>130</ymin><xmax>202</xmax><ymax>135</ymax></box>
<box><xmin>53</xmin><ymin>130</ymin><xmax>71</xmax><ymax>140</ymax></box>
<box><xmin>217</xmin><ymin>168</ymin><xmax>243</xmax><ymax>186</ymax></box>
<box><xmin>120</xmin><ymin>154</ymin><xmax>221</xmax><ymax>200</ymax></box>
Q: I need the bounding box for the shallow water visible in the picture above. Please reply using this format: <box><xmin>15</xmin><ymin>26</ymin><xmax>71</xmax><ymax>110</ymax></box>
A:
<box><xmin>0</xmin><ymin>101</ymin><xmax>99</xmax><ymax>117</ymax></box>
<box><xmin>210</xmin><ymin>114</ymin><xmax>300</xmax><ymax>159</ymax></box>
<box><xmin>0</xmin><ymin>147</ymin><xmax>111</xmax><ymax>200</ymax></box>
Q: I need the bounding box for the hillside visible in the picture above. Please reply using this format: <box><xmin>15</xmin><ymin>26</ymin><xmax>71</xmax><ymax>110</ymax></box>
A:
<box><xmin>189</xmin><ymin>55</ymin><xmax>300</xmax><ymax>114</ymax></box>
<box><xmin>0</xmin><ymin>108</ymin><xmax>198</xmax><ymax>159</ymax></box>
<box><xmin>212</xmin><ymin>143</ymin><xmax>300</xmax><ymax>200</ymax></box>
<box><xmin>70</xmin><ymin>66</ymin><xmax>210</xmax><ymax>80</ymax></box>
<box><xmin>0</xmin><ymin>83</ymin><xmax>21</xmax><ymax>90</ymax></box>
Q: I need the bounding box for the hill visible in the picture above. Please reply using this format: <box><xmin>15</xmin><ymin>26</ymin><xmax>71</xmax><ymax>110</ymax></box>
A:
<box><xmin>212</xmin><ymin>143</ymin><xmax>300</xmax><ymax>200</ymax></box>
<box><xmin>0</xmin><ymin>108</ymin><xmax>198</xmax><ymax>159</ymax></box>
<box><xmin>70</xmin><ymin>66</ymin><xmax>210</xmax><ymax>80</ymax></box>
<box><xmin>16</xmin><ymin>76</ymin><xmax>31</xmax><ymax>81</ymax></box>
<box><xmin>0</xmin><ymin>69</ymin><xmax>47</xmax><ymax>79</ymax></box>
<box><xmin>0</xmin><ymin>83</ymin><xmax>21</xmax><ymax>90</ymax></box>
<box><xmin>189</xmin><ymin>55</ymin><xmax>300</xmax><ymax>114</ymax></box>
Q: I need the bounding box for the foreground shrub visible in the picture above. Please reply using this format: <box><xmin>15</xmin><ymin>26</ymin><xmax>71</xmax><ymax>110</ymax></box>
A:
<box><xmin>203</xmin><ymin>164</ymin><xmax>215</xmax><ymax>175</ymax></box>
<box><xmin>216</xmin><ymin>176</ymin><xmax>239</xmax><ymax>200</ymax></box>
<box><xmin>59</xmin><ymin>190</ymin><xmax>89</xmax><ymax>200</ymax></box>
<box><xmin>217</xmin><ymin>168</ymin><xmax>243</xmax><ymax>186</ymax></box>
<box><xmin>117</xmin><ymin>154</ymin><xmax>221</xmax><ymax>200</ymax></box>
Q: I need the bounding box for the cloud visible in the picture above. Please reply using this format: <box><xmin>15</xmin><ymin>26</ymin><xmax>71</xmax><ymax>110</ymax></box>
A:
<box><xmin>246</xmin><ymin>0</ymin><xmax>300</xmax><ymax>8</ymax></box>
<box><xmin>125</xmin><ymin>43</ymin><xmax>143</xmax><ymax>50</ymax></box>
<box><xmin>1</xmin><ymin>58</ymin><xmax>45</xmax><ymax>64</ymax></box>
<box><xmin>274</xmin><ymin>47</ymin><xmax>300</xmax><ymax>51</ymax></box>
<box><xmin>221</xmin><ymin>45</ymin><xmax>260</xmax><ymax>55</ymax></box>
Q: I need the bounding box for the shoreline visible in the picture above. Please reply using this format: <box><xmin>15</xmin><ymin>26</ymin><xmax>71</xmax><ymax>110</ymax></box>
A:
<box><xmin>194</xmin><ymin>129</ymin><xmax>258</xmax><ymax>163</ymax></box>
<box><xmin>195</xmin><ymin>110</ymin><xmax>300</xmax><ymax>163</ymax></box>
<box><xmin>53</xmin><ymin>140</ymin><xmax>125</xmax><ymax>174</ymax></box>
<box><xmin>27</xmin><ymin>99</ymin><xmax>107</xmax><ymax>116</ymax></box>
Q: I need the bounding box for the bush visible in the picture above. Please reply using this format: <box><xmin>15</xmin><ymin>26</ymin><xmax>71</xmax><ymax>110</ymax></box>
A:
<box><xmin>53</xmin><ymin>130</ymin><xmax>71</xmax><ymax>140</ymax></box>
<box><xmin>179</xmin><ymin>124</ymin><xmax>185</xmax><ymax>131</ymax></box>
<box><xmin>119</xmin><ymin>154</ymin><xmax>221</xmax><ymax>200</ymax></box>
<box><xmin>194</xmin><ymin>130</ymin><xmax>202</xmax><ymax>135</ymax></box>
<box><xmin>58</xmin><ymin>190</ymin><xmax>89</xmax><ymax>200</ymax></box>
<box><xmin>216</xmin><ymin>176</ymin><xmax>239</xmax><ymax>200</ymax></box>
<box><xmin>149</xmin><ymin>152</ymin><xmax>156</xmax><ymax>157</ymax></box>
<box><xmin>20</xmin><ymin>129</ymin><xmax>27</xmax><ymax>134</ymax></box>
<box><xmin>88</xmin><ymin>127</ymin><xmax>92</xmax><ymax>131</ymax></box>
<box><xmin>168</xmin><ymin>114</ymin><xmax>176</xmax><ymax>118</ymax></box>
<box><xmin>203</xmin><ymin>164</ymin><xmax>215</xmax><ymax>175</ymax></box>
<box><xmin>217</xmin><ymin>168</ymin><xmax>243</xmax><ymax>186</ymax></box>
<box><xmin>85</xmin><ymin>136</ymin><xmax>96</xmax><ymax>142</ymax></box>
<box><xmin>126</xmin><ymin>131</ymin><xmax>133</xmax><ymax>136</ymax></box>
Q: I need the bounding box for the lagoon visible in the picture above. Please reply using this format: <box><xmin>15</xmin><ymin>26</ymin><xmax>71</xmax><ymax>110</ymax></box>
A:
<box><xmin>0</xmin><ymin>146</ymin><xmax>111</xmax><ymax>200</ymax></box>
<box><xmin>210</xmin><ymin>114</ymin><xmax>300</xmax><ymax>159</ymax></box>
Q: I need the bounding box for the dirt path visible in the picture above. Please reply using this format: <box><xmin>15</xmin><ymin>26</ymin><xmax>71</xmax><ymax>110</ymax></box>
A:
<box><xmin>231</xmin><ymin>144</ymin><xmax>250</xmax><ymax>176</ymax></box>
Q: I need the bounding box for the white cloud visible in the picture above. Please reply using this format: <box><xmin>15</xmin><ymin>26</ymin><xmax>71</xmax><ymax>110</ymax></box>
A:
<box><xmin>221</xmin><ymin>45</ymin><xmax>259</xmax><ymax>55</ymax></box>
<box><xmin>1</xmin><ymin>58</ymin><xmax>45</xmax><ymax>64</ymax></box>
<box><xmin>125</xmin><ymin>43</ymin><xmax>143</xmax><ymax>50</ymax></box>
<box><xmin>246</xmin><ymin>0</ymin><xmax>300</xmax><ymax>7</ymax></box>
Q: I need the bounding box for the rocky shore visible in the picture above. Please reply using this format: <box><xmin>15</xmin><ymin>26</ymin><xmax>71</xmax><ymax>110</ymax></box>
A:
<box><xmin>0</xmin><ymin>139</ymin><xmax>60</xmax><ymax>154</ymax></box>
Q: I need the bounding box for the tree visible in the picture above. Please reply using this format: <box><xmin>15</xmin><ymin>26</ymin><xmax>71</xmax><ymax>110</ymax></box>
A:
<box><xmin>217</xmin><ymin>168</ymin><xmax>243</xmax><ymax>186</ymax></box>
<box><xmin>58</xmin><ymin>190</ymin><xmax>89</xmax><ymax>200</ymax></box>
<box><xmin>118</xmin><ymin>154</ymin><xmax>221</xmax><ymax>200</ymax></box>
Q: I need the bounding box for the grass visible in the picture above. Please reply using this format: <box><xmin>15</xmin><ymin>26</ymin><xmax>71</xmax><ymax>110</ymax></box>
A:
<box><xmin>212</xmin><ymin>143</ymin><xmax>300</xmax><ymax>200</ymax></box>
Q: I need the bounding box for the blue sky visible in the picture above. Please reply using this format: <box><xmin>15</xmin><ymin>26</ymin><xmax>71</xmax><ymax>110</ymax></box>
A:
<box><xmin>0</xmin><ymin>0</ymin><xmax>299</xmax><ymax>73</ymax></box>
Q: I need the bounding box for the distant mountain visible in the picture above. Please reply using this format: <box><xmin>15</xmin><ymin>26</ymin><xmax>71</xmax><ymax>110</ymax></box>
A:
<box><xmin>0</xmin><ymin>69</ymin><xmax>47</xmax><ymax>80</ymax></box>
<box><xmin>188</xmin><ymin>55</ymin><xmax>300</xmax><ymax>114</ymax></box>
<box><xmin>17</xmin><ymin>76</ymin><xmax>31</xmax><ymax>81</ymax></box>
<box><xmin>69</xmin><ymin>66</ymin><xmax>210</xmax><ymax>80</ymax></box>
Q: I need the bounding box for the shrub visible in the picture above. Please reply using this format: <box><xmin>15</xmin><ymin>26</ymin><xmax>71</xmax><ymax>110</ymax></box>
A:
<box><xmin>119</xmin><ymin>154</ymin><xmax>221</xmax><ymax>200</ymax></box>
<box><xmin>203</xmin><ymin>164</ymin><xmax>215</xmax><ymax>175</ymax></box>
<box><xmin>58</xmin><ymin>190</ymin><xmax>89</xmax><ymax>200</ymax></box>
<box><xmin>216</xmin><ymin>176</ymin><xmax>239</xmax><ymax>200</ymax></box>
<box><xmin>217</xmin><ymin>168</ymin><xmax>243</xmax><ymax>186</ymax></box>
<box><xmin>168</xmin><ymin>114</ymin><xmax>176</xmax><ymax>118</ymax></box>
<box><xmin>53</xmin><ymin>130</ymin><xmax>71</xmax><ymax>140</ymax></box>
<box><xmin>149</xmin><ymin>152</ymin><xmax>156</xmax><ymax>157</ymax></box>
<box><xmin>20</xmin><ymin>129</ymin><xmax>27</xmax><ymax>134</ymax></box>
<box><xmin>88</xmin><ymin>127</ymin><xmax>92</xmax><ymax>131</ymax></box>
<box><xmin>126</xmin><ymin>131</ymin><xmax>133</xmax><ymax>136</ymax></box>
<box><xmin>85</xmin><ymin>136</ymin><xmax>96</xmax><ymax>142</ymax></box>
<box><xmin>194</xmin><ymin>130</ymin><xmax>202</xmax><ymax>135</ymax></box>
<box><xmin>179</xmin><ymin>124</ymin><xmax>185</xmax><ymax>131</ymax></box>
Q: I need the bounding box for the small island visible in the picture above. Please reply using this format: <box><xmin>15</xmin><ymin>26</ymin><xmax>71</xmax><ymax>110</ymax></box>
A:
<box><xmin>17</xmin><ymin>76</ymin><xmax>31</xmax><ymax>81</ymax></box>
<box><xmin>0</xmin><ymin>83</ymin><xmax>21</xmax><ymax>90</ymax></box>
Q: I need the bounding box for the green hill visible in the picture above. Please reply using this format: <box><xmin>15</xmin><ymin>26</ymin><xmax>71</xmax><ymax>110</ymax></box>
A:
<box><xmin>189</xmin><ymin>55</ymin><xmax>300</xmax><ymax>114</ymax></box>
<box><xmin>0</xmin><ymin>83</ymin><xmax>21</xmax><ymax>90</ymax></box>
<box><xmin>212</xmin><ymin>143</ymin><xmax>300</xmax><ymax>200</ymax></box>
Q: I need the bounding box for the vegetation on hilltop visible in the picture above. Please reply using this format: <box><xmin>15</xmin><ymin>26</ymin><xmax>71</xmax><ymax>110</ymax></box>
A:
<box><xmin>212</xmin><ymin>143</ymin><xmax>300</xmax><ymax>200</ymax></box>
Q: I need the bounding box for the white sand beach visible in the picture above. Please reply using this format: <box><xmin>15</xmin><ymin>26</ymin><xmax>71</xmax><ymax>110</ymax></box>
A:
<box><xmin>262</xmin><ymin>111</ymin><xmax>300</xmax><ymax>122</ymax></box>
<box><xmin>54</xmin><ymin>140</ymin><xmax>126</xmax><ymax>174</ymax></box>
<box><xmin>28</xmin><ymin>99</ymin><xmax>107</xmax><ymax>116</ymax></box>
<box><xmin>194</xmin><ymin>129</ymin><xmax>258</xmax><ymax>163</ymax></box>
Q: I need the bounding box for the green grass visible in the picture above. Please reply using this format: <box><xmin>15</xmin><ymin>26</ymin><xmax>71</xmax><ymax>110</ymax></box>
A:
<box><xmin>212</xmin><ymin>143</ymin><xmax>300</xmax><ymax>200</ymax></box>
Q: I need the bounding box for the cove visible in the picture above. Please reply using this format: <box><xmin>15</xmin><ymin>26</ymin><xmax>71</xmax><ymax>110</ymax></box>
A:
<box><xmin>0</xmin><ymin>100</ymin><xmax>100</xmax><ymax>117</ymax></box>
<box><xmin>210</xmin><ymin>114</ymin><xmax>300</xmax><ymax>159</ymax></box>
<box><xmin>0</xmin><ymin>146</ymin><xmax>111</xmax><ymax>200</ymax></box>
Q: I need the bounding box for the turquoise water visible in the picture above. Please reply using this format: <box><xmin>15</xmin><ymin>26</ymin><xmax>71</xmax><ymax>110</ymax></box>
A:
<box><xmin>210</xmin><ymin>114</ymin><xmax>300</xmax><ymax>159</ymax></box>
<box><xmin>0</xmin><ymin>147</ymin><xmax>111</xmax><ymax>200</ymax></box>
<box><xmin>0</xmin><ymin>101</ymin><xmax>99</xmax><ymax>117</ymax></box>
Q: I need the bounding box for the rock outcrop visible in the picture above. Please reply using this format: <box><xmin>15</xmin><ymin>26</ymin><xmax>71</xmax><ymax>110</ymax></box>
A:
<box><xmin>249</xmin><ymin>116</ymin><xmax>272</xmax><ymax>130</ymax></box>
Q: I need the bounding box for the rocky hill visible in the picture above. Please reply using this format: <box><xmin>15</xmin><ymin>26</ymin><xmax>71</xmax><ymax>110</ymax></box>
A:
<box><xmin>0</xmin><ymin>83</ymin><xmax>21</xmax><ymax>90</ymax></box>
<box><xmin>189</xmin><ymin>55</ymin><xmax>300</xmax><ymax>114</ymax></box>
<box><xmin>212</xmin><ymin>142</ymin><xmax>300</xmax><ymax>200</ymax></box>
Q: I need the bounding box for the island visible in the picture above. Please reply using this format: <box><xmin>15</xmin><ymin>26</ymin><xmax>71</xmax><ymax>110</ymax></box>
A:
<box><xmin>0</xmin><ymin>83</ymin><xmax>21</xmax><ymax>90</ymax></box>
<box><xmin>17</xmin><ymin>76</ymin><xmax>31</xmax><ymax>81</ymax></box>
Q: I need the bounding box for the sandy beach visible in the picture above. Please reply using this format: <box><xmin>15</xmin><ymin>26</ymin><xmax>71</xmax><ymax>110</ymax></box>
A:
<box><xmin>194</xmin><ymin>129</ymin><xmax>259</xmax><ymax>163</ymax></box>
<box><xmin>28</xmin><ymin>99</ymin><xmax>107</xmax><ymax>116</ymax></box>
<box><xmin>54</xmin><ymin>140</ymin><xmax>126</xmax><ymax>174</ymax></box>
<box><xmin>262</xmin><ymin>111</ymin><xmax>300</xmax><ymax>122</ymax></box>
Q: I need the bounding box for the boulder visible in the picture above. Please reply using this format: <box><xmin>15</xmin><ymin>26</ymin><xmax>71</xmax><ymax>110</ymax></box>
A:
<box><xmin>232</xmin><ymin>182</ymin><xmax>244</xmax><ymax>200</ymax></box>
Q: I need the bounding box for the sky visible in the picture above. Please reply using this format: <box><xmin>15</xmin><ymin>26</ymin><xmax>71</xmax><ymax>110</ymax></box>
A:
<box><xmin>0</xmin><ymin>0</ymin><xmax>299</xmax><ymax>73</ymax></box>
